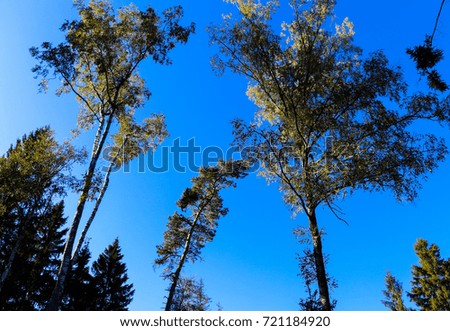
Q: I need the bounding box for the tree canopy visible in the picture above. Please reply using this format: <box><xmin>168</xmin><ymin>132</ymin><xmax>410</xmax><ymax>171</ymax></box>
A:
<box><xmin>30</xmin><ymin>0</ymin><xmax>194</xmax><ymax>309</ymax></box>
<box><xmin>209</xmin><ymin>0</ymin><xmax>450</xmax><ymax>310</ymax></box>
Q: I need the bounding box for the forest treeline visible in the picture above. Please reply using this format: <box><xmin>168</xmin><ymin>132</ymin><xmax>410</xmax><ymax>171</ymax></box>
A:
<box><xmin>1</xmin><ymin>0</ymin><xmax>449</xmax><ymax>310</ymax></box>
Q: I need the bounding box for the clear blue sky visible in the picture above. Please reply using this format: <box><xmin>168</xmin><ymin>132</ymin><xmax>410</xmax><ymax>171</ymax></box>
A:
<box><xmin>0</xmin><ymin>0</ymin><xmax>449</xmax><ymax>310</ymax></box>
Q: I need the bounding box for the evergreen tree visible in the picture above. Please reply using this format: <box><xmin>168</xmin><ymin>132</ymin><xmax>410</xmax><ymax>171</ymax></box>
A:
<box><xmin>0</xmin><ymin>202</ymin><xmax>68</xmax><ymax>310</ymax></box>
<box><xmin>169</xmin><ymin>276</ymin><xmax>211</xmax><ymax>311</ymax></box>
<box><xmin>408</xmin><ymin>239</ymin><xmax>450</xmax><ymax>310</ymax></box>
<box><xmin>382</xmin><ymin>239</ymin><xmax>450</xmax><ymax>311</ymax></box>
<box><xmin>382</xmin><ymin>272</ymin><xmax>408</xmax><ymax>311</ymax></box>
<box><xmin>62</xmin><ymin>239</ymin><xmax>134</xmax><ymax>311</ymax></box>
<box><xmin>62</xmin><ymin>245</ymin><xmax>95</xmax><ymax>311</ymax></box>
<box><xmin>91</xmin><ymin>238</ymin><xmax>134</xmax><ymax>311</ymax></box>
<box><xmin>0</xmin><ymin>128</ymin><xmax>81</xmax><ymax>310</ymax></box>
<box><xmin>155</xmin><ymin>160</ymin><xmax>247</xmax><ymax>311</ymax></box>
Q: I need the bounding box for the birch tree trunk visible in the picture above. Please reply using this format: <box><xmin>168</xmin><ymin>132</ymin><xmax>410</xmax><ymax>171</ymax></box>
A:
<box><xmin>47</xmin><ymin>115</ymin><xmax>113</xmax><ymax>310</ymax></box>
<box><xmin>72</xmin><ymin>137</ymin><xmax>126</xmax><ymax>260</ymax></box>
<box><xmin>307</xmin><ymin>207</ymin><xmax>331</xmax><ymax>311</ymax></box>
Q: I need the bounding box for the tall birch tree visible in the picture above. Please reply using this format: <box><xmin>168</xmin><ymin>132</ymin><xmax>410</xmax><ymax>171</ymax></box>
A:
<box><xmin>30</xmin><ymin>0</ymin><xmax>194</xmax><ymax>309</ymax></box>
<box><xmin>210</xmin><ymin>0</ymin><xmax>449</xmax><ymax>310</ymax></box>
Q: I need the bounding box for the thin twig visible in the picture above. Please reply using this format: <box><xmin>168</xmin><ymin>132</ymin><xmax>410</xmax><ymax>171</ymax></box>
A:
<box><xmin>431</xmin><ymin>0</ymin><xmax>447</xmax><ymax>43</ymax></box>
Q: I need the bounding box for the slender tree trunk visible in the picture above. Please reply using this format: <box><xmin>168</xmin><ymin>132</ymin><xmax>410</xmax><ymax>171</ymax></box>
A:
<box><xmin>0</xmin><ymin>231</ymin><xmax>25</xmax><ymax>294</ymax></box>
<box><xmin>72</xmin><ymin>164</ymin><xmax>112</xmax><ymax>260</ymax></box>
<box><xmin>72</xmin><ymin>137</ymin><xmax>126</xmax><ymax>260</ymax></box>
<box><xmin>164</xmin><ymin>211</ymin><xmax>202</xmax><ymax>311</ymax></box>
<box><xmin>47</xmin><ymin>115</ymin><xmax>113</xmax><ymax>310</ymax></box>
<box><xmin>307</xmin><ymin>207</ymin><xmax>331</xmax><ymax>311</ymax></box>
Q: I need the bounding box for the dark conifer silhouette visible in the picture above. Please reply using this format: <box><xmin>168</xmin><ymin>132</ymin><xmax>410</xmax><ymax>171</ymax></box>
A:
<box><xmin>0</xmin><ymin>127</ymin><xmax>81</xmax><ymax>310</ymax></box>
<box><xmin>91</xmin><ymin>238</ymin><xmax>135</xmax><ymax>311</ymax></box>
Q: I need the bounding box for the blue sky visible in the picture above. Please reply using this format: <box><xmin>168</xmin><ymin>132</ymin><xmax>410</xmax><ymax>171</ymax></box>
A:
<box><xmin>0</xmin><ymin>0</ymin><xmax>449</xmax><ymax>310</ymax></box>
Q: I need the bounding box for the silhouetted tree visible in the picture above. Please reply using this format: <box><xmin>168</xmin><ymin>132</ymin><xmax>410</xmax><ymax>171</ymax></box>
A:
<box><xmin>0</xmin><ymin>128</ymin><xmax>81</xmax><ymax>310</ymax></box>
<box><xmin>0</xmin><ymin>202</ymin><xmax>68</xmax><ymax>310</ymax></box>
<box><xmin>91</xmin><ymin>238</ymin><xmax>134</xmax><ymax>310</ymax></box>
<box><xmin>62</xmin><ymin>245</ymin><xmax>95</xmax><ymax>311</ymax></box>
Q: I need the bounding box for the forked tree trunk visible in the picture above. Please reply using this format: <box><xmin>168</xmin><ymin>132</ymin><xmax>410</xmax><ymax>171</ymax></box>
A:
<box><xmin>47</xmin><ymin>116</ymin><xmax>113</xmax><ymax>310</ymax></box>
<box><xmin>72</xmin><ymin>137</ymin><xmax>126</xmax><ymax>260</ymax></box>
<box><xmin>307</xmin><ymin>207</ymin><xmax>331</xmax><ymax>311</ymax></box>
<box><xmin>46</xmin><ymin>161</ymin><xmax>96</xmax><ymax>310</ymax></box>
